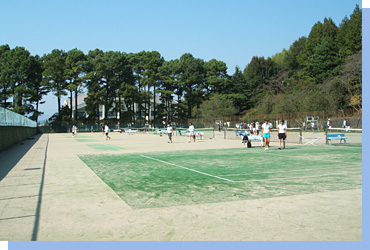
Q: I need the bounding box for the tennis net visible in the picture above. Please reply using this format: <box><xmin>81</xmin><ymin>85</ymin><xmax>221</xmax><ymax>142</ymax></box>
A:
<box><xmin>176</xmin><ymin>128</ymin><xmax>215</xmax><ymax>139</ymax></box>
<box><xmin>224</xmin><ymin>127</ymin><xmax>303</xmax><ymax>144</ymax></box>
<box><xmin>270</xmin><ymin>128</ymin><xmax>303</xmax><ymax>144</ymax></box>
<box><xmin>224</xmin><ymin>128</ymin><xmax>250</xmax><ymax>140</ymax></box>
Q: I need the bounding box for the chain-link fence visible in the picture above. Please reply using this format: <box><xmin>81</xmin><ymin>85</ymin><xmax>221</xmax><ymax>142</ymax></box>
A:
<box><xmin>189</xmin><ymin>109</ymin><xmax>362</xmax><ymax>130</ymax></box>
<box><xmin>0</xmin><ymin>107</ymin><xmax>37</xmax><ymax>127</ymax></box>
<box><xmin>0</xmin><ymin>107</ymin><xmax>38</xmax><ymax>151</ymax></box>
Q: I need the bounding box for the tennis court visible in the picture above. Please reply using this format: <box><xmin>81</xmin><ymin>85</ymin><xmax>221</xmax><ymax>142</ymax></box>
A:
<box><xmin>0</xmin><ymin>131</ymin><xmax>362</xmax><ymax>240</ymax></box>
<box><xmin>79</xmin><ymin>144</ymin><xmax>362</xmax><ymax>209</ymax></box>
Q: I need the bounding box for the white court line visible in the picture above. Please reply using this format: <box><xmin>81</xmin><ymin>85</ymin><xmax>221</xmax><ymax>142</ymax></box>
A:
<box><xmin>219</xmin><ymin>165</ymin><xmax>362</xmax><ymax>177</ymax></box>
<box><xmin>140</xmin><ymin>154</ymin><xmax>361</xmax><ymax>184</ymax></box>
<box><xmin>232</xmin><ymin>170</ymin><xmax>362</xmax><ymax>183</ymax></box>
<box><xmin>140</xmin><ymin>155</ymin><xmax>235</xmax><ymax>182</ymax></box>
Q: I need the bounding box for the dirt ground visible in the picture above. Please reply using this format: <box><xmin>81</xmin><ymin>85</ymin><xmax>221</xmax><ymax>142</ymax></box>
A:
<box><xmin>0</xmin><ymin>132</ymin><xmax>362</xmax><ymax>241</ymax></box>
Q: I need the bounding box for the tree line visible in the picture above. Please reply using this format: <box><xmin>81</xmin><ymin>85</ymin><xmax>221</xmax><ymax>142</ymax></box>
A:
<box><xmin>0</xmin><ymin>5</ymin><xmax>361</xmax><ymax>124</ymax></box>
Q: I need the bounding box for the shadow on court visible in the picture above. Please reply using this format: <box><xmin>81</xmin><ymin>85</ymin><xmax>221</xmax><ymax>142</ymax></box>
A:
<box><xmin>0</xmin><ymin>133</ymin><xmax>49</xmax><ymax>241</ymax></box>
<box><xmin>0</xmin><ymin>134</ymin><xmax>41</xmax><ymax>182</ymax></box>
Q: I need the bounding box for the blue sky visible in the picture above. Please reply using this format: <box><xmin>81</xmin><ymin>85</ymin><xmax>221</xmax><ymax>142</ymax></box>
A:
<box><xmin>0</xmin><ymin>0</ymin><xmax>362</xmax><ymax>121</ymax></box>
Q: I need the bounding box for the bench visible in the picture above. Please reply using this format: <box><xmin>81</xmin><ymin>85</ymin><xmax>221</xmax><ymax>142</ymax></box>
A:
<box><xmin>124</xmin><ymin>128</ymin><xmax>138</xmax><ymax>135</ymax></box>
<box><xmin>327</xmin><ymin>133</ymin><xmax>347</xmax><ymax>144</ymax></box>
<box><xmin>235</xmin><ymin>130</ymin><xmax>250</xmax><ymax>136</ymax></box>
<box><xmin>248</xmin><ymin>135</ymin><xmax>263</xmax><ymax>147</ymax></box>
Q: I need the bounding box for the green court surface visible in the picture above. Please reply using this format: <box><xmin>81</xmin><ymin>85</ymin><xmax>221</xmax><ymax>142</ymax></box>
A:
<box><xmin>87</xmin><ymin>143</ymin><xmax>123</xmax><ymax>151</ymax></box>
<box><xmin>79</xmin><ymin>145</ymin><xmax>362</xmax><ymax>209</ymax></box>
<box><xmin>74</xmin><ymin>138</ymin><xmax>97</xmax><ymax>142</ymax></box>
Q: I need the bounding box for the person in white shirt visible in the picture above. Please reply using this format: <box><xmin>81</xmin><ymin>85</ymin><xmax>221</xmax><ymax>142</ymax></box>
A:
<box><xmin>277</xmin><ymin>120</ymin><xmax>287</xmax><ymax>150</ymax></box>
<box><xmin>255</xmin><ymin>122</ymin><xmax>260</xmax><ymax>135</ymax></box>
<box><xmin>327</xmin><ymin>119</ymin><xmax>332</xmax><ymax>129</ymax></box>
<box><xmin>188</xmin><ymin>123</ymin><xmax>195</xmax><ymax>143</ymax></box>
<box><xmin>104</xmin><ymin>124</ymin><xmax>110</xmax><ymax>140</ymax></box>
<box><xmin>167</xmin><ymin>124</ymin><xmax>173</xmax><ymax>143</ymax></box>
<box><xmin>72</xmin><ymin>125</ymin><xmax>78</xmax><ymax>137</ymax></box>
<box><xmin>261</xmin><ymin>119</ymin><xmax>272</xmax><ymax>151</ymax></box>
<box><xmin>311</xmin><ymin>121</ymin><xmax>315</xmax><ymax>132</ymax></box>
<box><xmin>249</xmin><ymin>123</ymin><xmax>254</xmax><ymax>135</ymax></box>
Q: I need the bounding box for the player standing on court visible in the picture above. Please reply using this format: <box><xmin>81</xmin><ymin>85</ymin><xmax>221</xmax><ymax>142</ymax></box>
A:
<box><xmin>72</xmin><ymin>125</ymin><xmax>78</xmax><ymax>137</ymax></box>
<box><xmin>104</xmin><ymin>124</ymin><xmax>110</xmax><ymax>140</ymax></box>
<box><xmin>277</xmin><ymin>120</ymin><xmax>287</xmax><ymax>150</ymax></box>
<box><xmin>261</xmin><ymin>119</ymin><xmax>272</xmax><ymax>151</ymax></box>
<box><xmin>188</xmin><ymin>122</ymin><xmax>195</xmax><ymax>143</ymax></box>
<box><xmin>167</xmin><ymin>124</ymin><xmax>173</xmax><ymax>143</ymax></box>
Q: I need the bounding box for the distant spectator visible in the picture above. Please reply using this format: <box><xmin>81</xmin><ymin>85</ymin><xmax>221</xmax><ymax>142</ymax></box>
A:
<box><xmin>346</xmin><ymin>119</ymin><xmax>351</xmax><ymax>131</ymax></box>
<box><xmin>167</xmin><ymin>124</ymin><xmax>173</xmax><ymax>143</ymax></box>
<box><xmin>311</xmin><ymin>121</ymin><xmax>315</xmax><ymax>132</ymax></box>
<box><xmin>327</xmin><ymin>119</ymin><xmax>332</xmax><ymax>129</ymax></box>
<box><xmin>256</xmin><ymin>122</ymin><xmax>260</xmax><ymax>135</ymax></box>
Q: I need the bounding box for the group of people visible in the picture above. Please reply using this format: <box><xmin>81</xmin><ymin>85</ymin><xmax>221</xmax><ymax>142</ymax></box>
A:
<box><xmin>165</xmin><ymin>122</ymin><xmax>196</xmax><ymax>143</ymax></box>
<box><xmin>241</xmin><ymin>121</ymin><xmax>286</xmax><ymax>137</ymax></box>
<box><xmin>74</xmin><ymin>120</ymin><xmax>290</xmax><ymax>150</ymax></box>
<box><xmin>304</xmin><ymin>118</ymin><xmax>352</xmax><ymax>132</ymax></box>
<box><xmin>100</xmin><ymin>121</ymin><xmax>288</xmax><ymax>150</ymax></box>
<box><xmin>73</xmin><ymin>124</ymin><xmax>111</xmax><ymax>140</ymax></box>
<box><xmin>242</xmin><ymin>119</ymin><xmax>287</xmax><ymax>151</ymax></box>
<box><xmin>249</xmin><ymin>121</ymin><xmax>261</xmax><ymax>136</ymax></box>
<box><xmin>236</xmin><ymin>121</ymin><xmax>261</xmax><ymax>136</ymax></box>
<box><xmin>72</xmin><ymin>116</ymin><xmax>355</xmax><ymax>149</ymax></box>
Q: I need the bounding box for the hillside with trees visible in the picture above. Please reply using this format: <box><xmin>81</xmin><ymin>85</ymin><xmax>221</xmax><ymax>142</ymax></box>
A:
<box><xmin>0</xmin><ymin>5</ymin><xmax>362</xmax><ymax>124</ymax></box>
